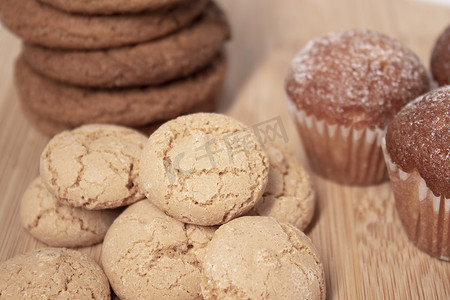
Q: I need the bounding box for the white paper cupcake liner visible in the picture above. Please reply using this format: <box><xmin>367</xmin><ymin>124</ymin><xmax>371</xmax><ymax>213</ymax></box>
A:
<box><xmin>382</xmin><ymin>137</ymin><xmax>450</xmax><ymax>261</ymax></box>
<box><xmin>286</xmin><ymin>96</ymin><xmax>387</xmax><ymax>185</ymax></box>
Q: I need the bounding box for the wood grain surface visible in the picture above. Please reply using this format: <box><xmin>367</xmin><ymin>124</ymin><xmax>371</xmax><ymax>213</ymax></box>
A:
<box><xmin>0</xmin><ymin>0</ymin><xmax>449</xmax><ymax>299</ymax></box>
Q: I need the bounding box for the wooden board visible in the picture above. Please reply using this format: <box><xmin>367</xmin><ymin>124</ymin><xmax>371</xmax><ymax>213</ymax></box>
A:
<box><xmin>0</xmin><ymin>0</ymin><xmax>449</xmax><ymax>298</ymax></box>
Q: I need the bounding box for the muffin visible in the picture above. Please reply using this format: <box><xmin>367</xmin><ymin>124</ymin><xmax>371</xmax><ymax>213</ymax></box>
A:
<box><xmin>431</xmin><ymin>24</ymin><xmax>450</xmax><ymax>86</ymax></box>
<box><xmin>285</xmin><ymin>29</ymin><xmax>430</xmax><ymax>185</ymax></box>
<box><xmin>383</xmin><ymin>86</ymin><xmax>449</xmax><ymax>260</ymax></box>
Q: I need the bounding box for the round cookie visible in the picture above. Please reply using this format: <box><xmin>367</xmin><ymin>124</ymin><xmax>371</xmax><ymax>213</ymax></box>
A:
<box><xmin>39</xmin><ymin>0</ymin><xmax>192</xmax><ymax>14</ymax></box>
<box><xmin>246</xmin><ymin>142</ymin><xmax>315</xmax><ymax>230</ymax></box>
<box><xmin>139</xmin><ymin>113</ymin><xmax>270</xmax><ymax>226</ymax></box>
<box><xmin>20</xmin><ymin>90</ymin><xmax>218</xmax><ymax>137</ymax></box>
<box><xmin>201</xmin><ymin>216</ymin><xmax>326</xmax><ymax>300</ymax></box>
<box><xmin>21</xmin><ymin>102</ymin><xmax>164</xmax><ymax>137</ymax></box>
<box><xmin>40</xmin><ymin>124</ymin><xmax>147</xmax><ymax>210</ymax></box>
<box><xmin>23</xmin><ymin>3</ymin><xmax>229</xmax><ymax>88</ymax></box>
<box><xmin>20</xmin><ymin>177</ymin><xmax>120</xmax><ymax>247</ymax></box>
<box><xmin>0</xmin><ymin>248</ymin><xmax>110</xmax><ymax>299</ymax></box>
<box><xmin>431</xmin><ymin>24</ymin><xmax>450</xmax><ymax>86</ymax></box>
<box><xmin>15</xmin><ymin>54</ymin><xmax>226</xmax><ymax>127</ymax></box>
<box><xmin>0</xmin><ymin>0</ymin><xmax>208</xmax><ymax>50</ymax></box>
<box><xmin>102</xmin><ymin>200</ymin><xmax>216</xmax><ymax>300</ymax></box>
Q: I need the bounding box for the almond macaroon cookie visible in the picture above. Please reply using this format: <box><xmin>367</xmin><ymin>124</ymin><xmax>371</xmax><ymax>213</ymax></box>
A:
<box><xmin>201</xmin><ymin>216</ymin><xmax>326</xmax><ymax>299</ymax></box>
<box><xmin>139</xmin><ymin>113</ymin><xmax>270</xmax><ymax>226</ymax></box>
<box><xmin>383</xmin><ymin>86</ymin><xmax>450</xmax><ymax>260</ymax></box>
<box><xmin>40</xmin><ymin>124</ymin><xmax>147</xmax><ymax>210</ymax></box>
<box><xmin>0</xmin><ymin>248</ymin><xmax>110</xmax><ymax>299</ymax></box>
<box><xmin>20</xmin><ymin>177</ymin><xmax>120</xmax><ymax>247</ymax></box>
<box><xmin>102</xmin><ymin>200</ymin><xmax>216</xmax><ymax>300</ymax></box>
<box><xmin>431</xmin><ymin>24</ymin><xmax>450</xmax><ymax>87</ymax></box>
<box><xmin>285</xmin><ymin>29</ymin><xmax>430</xmax><ymax>185</ymax></box>
<box><xmin>246</xmin><ymin>142</ymin><xmax>315</xmax><ymax>231</ymax></box>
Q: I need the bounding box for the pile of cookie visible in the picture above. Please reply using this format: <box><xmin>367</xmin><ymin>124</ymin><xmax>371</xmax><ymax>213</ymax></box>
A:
<box><xmin>0</xmin><ymin>0</ymin><xmax>230</xmax><ymax>136</ymax></box>
<box><xmin>4</xmin><ymin>113</ymin><xmax>326</xmax><ymax>299</ymax></box>
<box><xmin>20</xmin><ymin>124</ymin><xmax>149</xmax><ymax>248</ymax></box>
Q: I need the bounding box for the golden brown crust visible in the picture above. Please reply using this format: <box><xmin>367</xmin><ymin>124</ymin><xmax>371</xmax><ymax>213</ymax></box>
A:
<box><xmin>0</xmin><ymin>0</ymin><xmax>208</xmax><ymax>50</ymax></box>
<box><xmin>286</xmin><ymin>29</ymin><xmax>430</xmax><ymax>129</ymax></box>
<box><xmin>23</xmin><ymin>2</ymin><xmax>230</xmax><ymax>88</ymax></box>
<box><xmin>431</xmin><ymin>24</ymin><xmax>450</xmax><ymax>87</ymax></box>
<box><xmin>386</xmin><ymin>86</ymin><xmax>450</xmax><ymax>198</ymax></box>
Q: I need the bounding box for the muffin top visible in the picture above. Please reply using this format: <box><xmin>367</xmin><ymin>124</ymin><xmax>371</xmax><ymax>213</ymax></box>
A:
<box><xmin>286</xmin><ymin>29</ymin><xmax>430</xmax><ymax>129</ymax></box>
<box><xmin>431</xmin><ymin>24</ymin><xmax>450</xmax><ymax>87</ymax></box>
<box><xmin>386</xmin><ymin>86</ymin><xmax>450</xmax><ymax>198</ymax></box>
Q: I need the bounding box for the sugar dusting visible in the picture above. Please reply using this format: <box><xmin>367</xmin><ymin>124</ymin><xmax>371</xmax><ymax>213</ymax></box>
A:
<box><xmin>431</xmin><ymin>24</ymin><xmax>450</xmax><ymax>86</ymax></box>
<box><xmin>286</xmin><ymin>29</ymin><xmax>430</xmax><ymax>128</ymax></box>
<box><xmin>386</xmin><ymin>86</ymin><xmax>450</xmax><ymax>198</ymax></box>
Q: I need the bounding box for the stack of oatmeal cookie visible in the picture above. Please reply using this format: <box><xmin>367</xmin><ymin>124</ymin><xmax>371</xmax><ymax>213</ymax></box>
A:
<box><xmin>0</xmin><ymin>0</ymin><xmax>230</xmax><ymax>136</ymax></box>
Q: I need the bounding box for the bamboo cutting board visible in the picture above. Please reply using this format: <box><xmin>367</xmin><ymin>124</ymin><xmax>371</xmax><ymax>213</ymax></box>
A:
<box><xmin>0</xmin><ymin>0</ymin><xmax>449</xmax><ymax>299</ymax></box>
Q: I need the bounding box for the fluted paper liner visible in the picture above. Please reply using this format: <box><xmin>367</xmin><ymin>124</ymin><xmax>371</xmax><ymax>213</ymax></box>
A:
<box><xmin>286</xmin><ymin>96</ymin><xmax>388</xmax><ymax>185</ymax></box>
<box><xmin>382</xmin><ymin>137</ymin><xmax>450</xmax><ymax>261</ymax></box>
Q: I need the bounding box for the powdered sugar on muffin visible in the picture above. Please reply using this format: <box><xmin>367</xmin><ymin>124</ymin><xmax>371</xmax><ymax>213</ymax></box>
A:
<box><xmin>386</xmin><ymin>86</ymin><xmax>450</xmax><ymax>198</ymax></box>
<box><xmin>286</xmin><ymin>29</ymin><xmax>430</xmax><ymax>129</ymax></box>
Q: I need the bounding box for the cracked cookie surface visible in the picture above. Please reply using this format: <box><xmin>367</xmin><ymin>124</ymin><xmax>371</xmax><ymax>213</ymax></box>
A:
<box><xmin>201</xmin><ymin>216</ymin><xmax>326</xmax><ymax>300</ymax></box>
<box><xmin>40</xmin><ymin>124</ymin><xmax>147</xmax><ymax>210</ymax></box>
<box><xmin>0</xmin><ymin>248</ymin><xmax>110</xmax><ymax>299</ymax></box>
<box><xmin>0</xmin><ymin>0</ymin><xmax>208</xmax><ymax>50</ymax></box>
<box><xmin>102</xmin><ymin>200</ymin><xmax>216</xmax><ymax>300</ymax></box>
<box><xmin>246</xmin><ymin>142</ymin><xmax>315</xmax><ymax>230</ymax></box>
<box><xmin>139</xmin><ymin>113</ymin><xmax>269</xmax><ymax>226</ymax></box>
<box><xmin>20</xmin><ymin>177</ymin><xmax>120</xmax><ymax>247</ymax></box>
